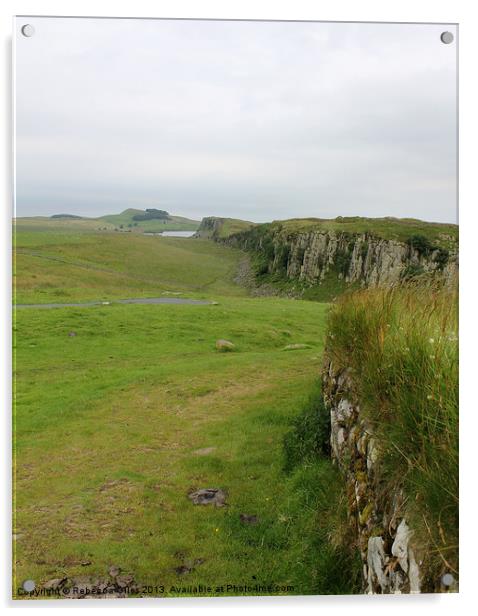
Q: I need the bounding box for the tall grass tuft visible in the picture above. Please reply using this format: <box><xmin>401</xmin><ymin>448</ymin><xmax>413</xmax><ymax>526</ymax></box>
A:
<box><xmin>283</xmin><ymin>383</ymin><xmax>331</xmax><ymax>472</ymax></box>
<box><xmin>326</xmin><ymin>277</ymin><xmax>458</xmax><ymax>584</ymax></box>
<box><xmin>282</xmin><ymin>385</ymin><xmax>362</xmax><ymax>593</ymax></box>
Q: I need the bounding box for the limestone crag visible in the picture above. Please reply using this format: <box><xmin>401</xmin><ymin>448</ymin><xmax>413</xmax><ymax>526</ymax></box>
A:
<box><xmin>193</xmin><ymin>216</ymin><xmax>225</xmax><ymax>240</ymax></box>
<box><xmin>223</xmin><ymin>226</ymin><xmax>458</xmax><ymax>287</ymax></box>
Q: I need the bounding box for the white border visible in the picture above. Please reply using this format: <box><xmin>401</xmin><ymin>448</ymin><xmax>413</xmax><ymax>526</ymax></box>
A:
<box><xmin>2</xmin><ymin>1</ymin><xmax>477</xmax><ymax>614</ymax></box>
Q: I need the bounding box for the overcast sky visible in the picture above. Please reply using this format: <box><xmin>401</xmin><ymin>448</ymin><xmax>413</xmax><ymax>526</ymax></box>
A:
<box><xmin>15</xmin><ymin>17</ymin><xmax>457</xmax><ymax>223</ymax></box>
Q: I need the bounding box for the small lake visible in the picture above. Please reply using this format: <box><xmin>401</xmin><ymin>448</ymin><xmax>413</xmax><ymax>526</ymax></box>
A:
<box><xmin>144</xmin><ymin>231</ymin><xmax>196</xmax><ymax>238</ymax></box>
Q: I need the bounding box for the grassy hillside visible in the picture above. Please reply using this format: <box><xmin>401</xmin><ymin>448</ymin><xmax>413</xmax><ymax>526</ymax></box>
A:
<box><xmin>13</xmin><ymin>225</ymin><xmax>361</xmax><ymax>597</ymax></box>
<box><xmin>14</xmin><ymin>217</ymin><xmax>116</xmax><ymax>232</ymax></box>
<box><xmin>14</xmin><ymin>230</ymin><xmax>245</xmax><ymax>304</ymax></box>
<box><xmin>325</xmin><ymin>279</ymin><xmax>458</xmax><ymax>585</ymax></box>
<box><xmin>215</xmin><ymin>218</ymin><xmax>256</xmax><ymax>238</ymax></box>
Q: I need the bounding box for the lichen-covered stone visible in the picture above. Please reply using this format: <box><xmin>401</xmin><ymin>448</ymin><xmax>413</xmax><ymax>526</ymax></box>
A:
<box><xmin>392</xmin><ymin>519</ymin><xmax>412</xmax><ymax>573</ymax></box>
<box><xmin>367</xmin><ymin>537</ymin><xmax>388</xmax><ymax>593</ymax></box>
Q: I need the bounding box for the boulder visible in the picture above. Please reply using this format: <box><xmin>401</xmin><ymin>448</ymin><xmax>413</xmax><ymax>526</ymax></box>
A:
<box><xmin>188</xmin><ymin>488</ymin><xmax>227</xmax><ymax>507</ymax></box>
<box><xmin>215</xmin><ymin>339</ymin><xmax>235</xmax><ymax>352</ymax></box>
<box><xmin>282</xmin><ymin>343</ymin><xmax>311</xmax><ymax>351</ymax></box>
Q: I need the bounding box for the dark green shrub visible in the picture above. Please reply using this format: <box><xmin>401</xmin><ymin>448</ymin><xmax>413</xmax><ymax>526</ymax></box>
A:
<box><xmin>434</xmin><ymin>247</ymin><xmax>449</xmax><ymax>269</ymax></box>
<box><xmin>334</xmin><ymin>249</ymin><xmax>352</xmax><ymax>276</ymax></box>
<box><xmin>407</xmin><ymin>234</ymin><xmax>434</xmax><ymax>256</ymax></box>
<box><xmin>261</xmin><ymin>236</ymin><xmax>275</xmax><ymax>261</ymax></box>
<box><xmin>276</xmin><ymin>244</ymin><xmax>290</xmax><ymax>271</ymax></box>
<box><xmin>132</xmin><ymin>208</ymin><xmax>170</xmax><ymax>221</ymax></box>
<box><xmin>254</xmin><ymin>256</ymin><xmax>270</xmax><ymax>277</ymax></box>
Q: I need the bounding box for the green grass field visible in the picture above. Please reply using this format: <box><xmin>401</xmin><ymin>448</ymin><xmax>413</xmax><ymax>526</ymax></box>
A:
<box><xmin>14</xmin><ymin>229</ymin><xmax>247</xmax><ymax>304</ymax></box>
<box><xmin>13</xmin><ymin>225</ymin><xmax>359</xmax><ymax>597</ymax></box>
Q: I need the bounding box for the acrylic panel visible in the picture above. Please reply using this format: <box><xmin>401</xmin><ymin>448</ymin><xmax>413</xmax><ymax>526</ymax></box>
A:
<box><xmin>13</xmin><ymin>16</ymin><xmax>458</xmax><ymax>599</ymax></box>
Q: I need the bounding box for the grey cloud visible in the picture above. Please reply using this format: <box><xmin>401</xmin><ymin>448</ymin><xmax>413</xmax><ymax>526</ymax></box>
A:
<box><xmin>15</xmin><ymin>18</ymin><xmax>457</xmax><ymax>223</ymax></box>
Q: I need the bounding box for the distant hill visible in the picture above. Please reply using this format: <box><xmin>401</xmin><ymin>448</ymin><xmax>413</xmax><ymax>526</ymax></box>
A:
<box><xmin>98</xmin><ymin>209</ymin><xmax>200</xmax><ymax>232</ymax></box>
<box><xmin>50</xmin><ymin>214</ymin><xmax>83</xmax><ymax>219</ymax></box>
<box><xmin>15</xmin><ymin>209</ymin><xmax>201</xmax><ymax>233</ymax></box>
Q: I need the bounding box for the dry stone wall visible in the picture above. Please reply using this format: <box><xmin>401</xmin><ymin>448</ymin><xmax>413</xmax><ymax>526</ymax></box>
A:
<box><xmin>322</xmin><ymin>358</ymin><xmax>423</xmax><ymax>594</ymax></box>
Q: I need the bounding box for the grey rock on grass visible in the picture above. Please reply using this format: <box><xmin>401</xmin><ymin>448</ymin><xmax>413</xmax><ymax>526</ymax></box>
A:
<box><xmin>215</xmin><ymin>339</ymin><xmax>235</xmax><ymax>352</ymax></box>
<box><xmin>188</xmin><ymin>488</ymin><xmax>227</xmax><ymax>507</ymax></box>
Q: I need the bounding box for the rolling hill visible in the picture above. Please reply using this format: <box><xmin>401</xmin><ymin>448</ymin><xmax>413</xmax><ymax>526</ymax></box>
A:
<box><xmin>15</xmin><ymin>209</ymin><xmax>200</xmax><ymax>234</ymax></box>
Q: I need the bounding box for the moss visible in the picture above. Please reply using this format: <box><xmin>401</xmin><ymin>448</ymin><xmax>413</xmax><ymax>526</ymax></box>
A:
<box><xmin>355</xmin><ymin>470</ymin><xmax>368</xmax><ymax>484</ymax></box>
<box><xmin>347</xmin><ymin>484</ymin><xmax>358</xmax><ymax>512</ymax></box>
<box><xmin>354</xmin><ymin>458</ymin><xmax>366</xmax><ymax>472</ymax></box>
<box><xmin>359</xmin><ymin>502</ymin><xmax>374</xmax><ymax>526</ymax></box>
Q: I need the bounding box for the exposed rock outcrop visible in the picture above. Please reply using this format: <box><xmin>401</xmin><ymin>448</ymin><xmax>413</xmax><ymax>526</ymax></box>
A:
<box><xmin>201</xmin><ymin>218</ymin><xmax>458</xmax><ymax>289</ymax></box>
<box><xmin>193</xmin><ymin>217</ymin><xmax>255</xmax><ymax>240</ymax></box>
<box><xmin>194</xmin><ymin>216</ymin><xmax>227</xmax><ymax>240</ymax></box>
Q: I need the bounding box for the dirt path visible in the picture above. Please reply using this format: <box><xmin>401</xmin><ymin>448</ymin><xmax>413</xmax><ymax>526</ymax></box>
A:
<box><xmin>15</xmin><ymin>297</ymin><xmax>212</xmax><ymax>309</ymax></box>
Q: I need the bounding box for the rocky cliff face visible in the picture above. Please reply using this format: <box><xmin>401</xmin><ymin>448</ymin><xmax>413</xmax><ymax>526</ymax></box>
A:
<box><xmin>218</xmin><ymin>224</ymin><xmax>458</xmax><ymax>288</ymax></box>
<box><xmin>193</xmin><ymin>216</ymin><xmax>226</xmax><ymax>240</ymax></box>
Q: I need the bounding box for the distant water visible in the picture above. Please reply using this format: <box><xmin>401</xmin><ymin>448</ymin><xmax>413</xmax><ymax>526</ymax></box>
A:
<box><xmin>144</xmin><ymin>231</ymin><xmax>195</xmax><ymax>238</ymax></box>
